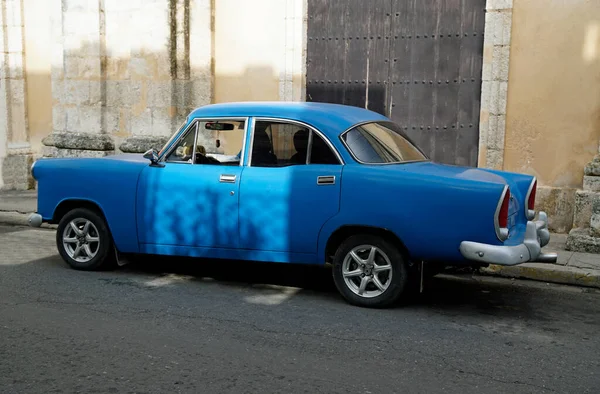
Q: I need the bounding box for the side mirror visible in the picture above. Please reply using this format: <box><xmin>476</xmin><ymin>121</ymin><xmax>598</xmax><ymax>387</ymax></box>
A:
<box><xmin>143</xmin><ymin>149</ymin><xmax>164</xmax><ymax>167</ymax></box>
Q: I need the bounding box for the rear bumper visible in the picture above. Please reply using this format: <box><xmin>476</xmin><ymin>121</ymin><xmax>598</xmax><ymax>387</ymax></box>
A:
<box><xmin>459</xmin><ymin>211</ymin><xmax>557</xmax><ymax>266</ymax></box>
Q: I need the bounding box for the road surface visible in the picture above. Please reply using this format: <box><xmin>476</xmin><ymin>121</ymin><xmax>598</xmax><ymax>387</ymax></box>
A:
<box><xmin>1</xmin><ymin>225</ymin><xmax>599</xmax><ymax>393</ymax></box>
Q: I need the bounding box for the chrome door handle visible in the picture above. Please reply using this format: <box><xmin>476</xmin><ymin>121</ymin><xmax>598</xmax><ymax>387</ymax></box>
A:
<box><xmin>220</xmin><ymin>174</ymin><xmax>236</xmax><ymax>183</ymax></box>
<box><xmin>317</xmin><ymin>175</ymin><xmax>335</xmax><ymax>185</ymax></box>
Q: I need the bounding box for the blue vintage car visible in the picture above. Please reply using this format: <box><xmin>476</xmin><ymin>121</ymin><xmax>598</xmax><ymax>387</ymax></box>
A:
<box><xmin>29</xmin><ymin>102</ymin><xmax>556</xmax><ymax>307</ymax></box>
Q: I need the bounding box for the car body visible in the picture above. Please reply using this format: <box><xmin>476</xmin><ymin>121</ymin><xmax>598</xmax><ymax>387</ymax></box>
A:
<box><xmin>29</xmin><ymin>102</ymin><xmax>556</xmax><ymax>307</ymax></box>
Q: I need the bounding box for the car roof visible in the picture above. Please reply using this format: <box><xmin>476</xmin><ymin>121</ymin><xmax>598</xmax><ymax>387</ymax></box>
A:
<box><xmin>188</xmin><ymin>101</ymin><xmax>390</xmax><ymax>138</ymax></box>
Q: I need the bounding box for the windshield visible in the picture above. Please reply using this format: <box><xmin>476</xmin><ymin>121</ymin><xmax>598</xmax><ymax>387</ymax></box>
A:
<box><xmin>341</xmin><ymin>121</ymin><xmax>428</xmax><ymax>164</ymax></box>
<box><xmin>158</xmin><ymin>120</ymin><xmax>188</xmax><ymax>157</ymax></box>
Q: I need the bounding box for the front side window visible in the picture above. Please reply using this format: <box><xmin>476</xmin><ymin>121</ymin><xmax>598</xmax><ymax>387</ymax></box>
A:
<box><xmin>250</xmin><ymin>120</ymin><xmax>340</xmax><ymax>167</ymax></box>
<box><xmin>341</xmin><ymin>122</ymin><xmax>427</xmax><ymax>164</ymax></box>
<box><xmin>165</xmin><ymin>119</ymin><xmax>246</xmax><ymax>165</ymax></box>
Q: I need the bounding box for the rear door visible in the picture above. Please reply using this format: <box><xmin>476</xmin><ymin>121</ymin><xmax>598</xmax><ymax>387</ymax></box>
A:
<box><xmin>238</xmin><ymin>118</ymin><xmax>343</xmax><ymax>260</ymax></box>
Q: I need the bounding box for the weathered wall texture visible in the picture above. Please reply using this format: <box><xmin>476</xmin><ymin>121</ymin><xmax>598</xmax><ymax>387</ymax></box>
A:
<box><xmin>42</xmin><ymin>0</ymin><xmax>213</xmax><ymax>158</ymax></box>
<box><xmin>22</xmin><ymin>0</ymin><xmax>52</xmax><ymax>155</ymax></box>
<box><xmin>214</xmin><ymin>0</ymin><xmax>306</xmax><ymax>103</ymax></box>
<box><xmin>1</xmin><ymin>0</ymin><xmax>34</xmax><ymax>190</ymax></box>
<box><xmin>502</xmin><ymin>0</ymin><xmax>600</xmax><ymax>231</ymax></box>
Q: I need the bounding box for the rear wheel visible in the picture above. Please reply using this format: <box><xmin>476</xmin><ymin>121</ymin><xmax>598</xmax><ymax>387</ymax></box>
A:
<box><xmin>332</xmin><ymin>234</ymin><xmax>408</xmax><ymax>308</ymax></box>
<box><xmin>56</xmin><ymin>208</ymin><xmax>115</xmax><ymax>270</ymax></box>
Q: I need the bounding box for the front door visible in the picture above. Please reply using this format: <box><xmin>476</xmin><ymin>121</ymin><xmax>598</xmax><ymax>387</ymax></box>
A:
<box><xmin>238</xmin><ymin>119</ymin><xmax>343</xmax><ymax>261</ymax></box>
<box><xmin>136</xmin><ymin>118</ymin><xmax>248</xmax><ymax>250</ymax></box>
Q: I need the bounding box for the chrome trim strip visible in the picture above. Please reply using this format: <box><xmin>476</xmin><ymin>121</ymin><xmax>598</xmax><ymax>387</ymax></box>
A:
<box><xmin>338</xmin><ymin>120</ymin><xmax>430</xmax><ymax>165</ymax></box>
<box><xmin>219</xmin><ymin>174</ymin><xmax>237</xmax><ymax>183</ymax></box>
<box><xmin>248</xmin><ymin>117</ymin><xmax>345</xmax><ymax>166</ymax></box>
<box><xmin>247</xmin><ymin>117</ymin><xmax>256</xmax><ymax>167</ymax></box>
<box><xmin>494</xmin><ymin>184</ymin><xmax>510</xmax><ymax>241</ymax></box>
<box><xmin>190</xmin><ymin>122</ymin><xmax>199</xmax><ymax>164</ymax></box>
<box><xmin>317</xmin><ymin>175</ymin><xmax>335</xmax><ymax>185</ymax></box>
<box><xmin>525</xmin><ymin>176</ymin><xmax>537</xmax><ymax>220</ymax></box>
<box><xmin>160</xmin><ymin>117</ymin><xmax>250</xmax><ymax>164</ymax></box>
<box><xmin>306</xmin><ymin>130</ymin><xmax>314</xmax><ymax>164</ymax></box>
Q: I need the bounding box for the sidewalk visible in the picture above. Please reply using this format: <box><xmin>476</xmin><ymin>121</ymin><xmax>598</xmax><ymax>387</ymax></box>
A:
<box><xmin>1</xmin><ymin>190</ymin><xmax>599</xmax><ymax>288</ymax></box>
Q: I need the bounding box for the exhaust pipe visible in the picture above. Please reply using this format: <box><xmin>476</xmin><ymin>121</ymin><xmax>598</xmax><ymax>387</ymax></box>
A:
<box><xmin>534</xmin><ymin>252</ymin><xmax>558</xmax><ymax>263</ymax></box>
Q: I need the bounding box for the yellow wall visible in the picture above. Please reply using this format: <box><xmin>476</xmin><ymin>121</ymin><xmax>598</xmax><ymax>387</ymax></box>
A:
<box><xmin>504</xmin><ymin>0</ymin><xmax>600</xmax><ymax>188</ymax></box>
<box><xmin>22</xmin><ymin>0</ymin><xmax>52</xmax><ymax>151</ymax></box>
<box><xmin>213</xmin><ymin>0</ymin><xmax>304</xmax><ymax>103</ymax></box>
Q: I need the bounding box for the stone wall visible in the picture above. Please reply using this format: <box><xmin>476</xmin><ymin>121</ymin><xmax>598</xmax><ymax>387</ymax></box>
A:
<box><xmin>0</xmin><ymin>0</ymin><xmax>34</xmax><ymax>190</ymax></box>
<box><xmin>41</xmin><ymin>0</ymin><xmax>212</xmax><ymax>159</ymax></box>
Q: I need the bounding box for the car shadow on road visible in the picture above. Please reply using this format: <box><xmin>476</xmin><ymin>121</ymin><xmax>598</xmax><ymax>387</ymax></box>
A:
<box><xmin>117</xmin><ymin>255</ymin><xmax>562</xmax><ymax>316</ymax></box>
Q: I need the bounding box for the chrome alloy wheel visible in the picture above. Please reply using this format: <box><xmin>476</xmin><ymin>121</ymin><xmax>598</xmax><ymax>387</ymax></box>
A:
<box><xmin>62</xmin><ymin>218</ymin><xmax>100</xmax><ymax>263</ymax></box>
<box><xmin>341</xmin><ymin>245</ymin><xmax>393</xmax><ymax>298</ymax></box>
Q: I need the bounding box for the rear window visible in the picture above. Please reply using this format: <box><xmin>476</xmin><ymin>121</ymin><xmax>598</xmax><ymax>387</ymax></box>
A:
<box><xmin>341</xmin><ymin>121</ymin><xmax>428</xmax><ymax>164</ymax></box>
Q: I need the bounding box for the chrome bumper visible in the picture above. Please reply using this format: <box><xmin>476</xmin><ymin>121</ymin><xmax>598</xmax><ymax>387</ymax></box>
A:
<box><xmin>459</xmin><ymin>211</ymin><xmax>557</xmax><ymax>266</ymax></box>
<box><xmin>28</xmin><ymin>213</ymin><xmax>43</xmax><ymax>227</ymax></box>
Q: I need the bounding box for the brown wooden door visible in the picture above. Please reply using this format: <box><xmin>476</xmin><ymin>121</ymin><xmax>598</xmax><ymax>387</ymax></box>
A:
<box><xmin>306</xmin><ymin>0</ymin><xmax>486</xmax><ymax>167</ymax></box>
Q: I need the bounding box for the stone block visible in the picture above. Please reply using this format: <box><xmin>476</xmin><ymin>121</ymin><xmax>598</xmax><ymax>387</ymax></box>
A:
<box><xmin>131</xmin><ymin>109</ymin><xmax>153</xmax><ymax>135</ymax></box>
<box><xmin>119</xmin><ymin>135</ymin><xmax>170</xmax><ymax>153</ymax></box>
<box><xmin>492</xmin><ymin>46</ymin><xmax>510</xmax><ymax>81</ymax></box>
<box><xmin>2</xmin><ymin>154</ymin><xmax>34</xmax><ymax>190</ymax></box>
<box><xmin>584</xmin><ymin>158</ymin><xmax>600</xmax><ymax>176</ymax></box>
<box><xmin>147</xmin><ymin>82</ymin><xmax>173</xmax><ymax>108</ymax></box>
<box><xmin>6</xmin><ymin>26</ymin><xmax>23</xmax><ymax>53</ymax></box>
<box><xmin>583</xmin><ymin>176</ymin><xmax>600</xmax><ymax>192</ymax></box>
<box><xmin>9</xmin><ymin>79</ymin><xmax>26</xmax><ymax>104</ymax></box>
<box><xmin>63</xmin><ymin>11</ymin><xmax>100</xmax><ymax>36</ymax></box>
<box><xmin>62</xmin><ymin>80</ymin><xmax>91</xmax><ymax>105</ymax></box>
<box><xmin>7</xmin><ymin>53</ymin><xmax>24</xmax><ymax>79</ymax></box>
<box><xmin>485</xmin><ymin>148</ymin><xmax>503</xmax><ymax>170</ymax></box>
<box><xmin>566</xmin><ymin>227</ymin><xmax>600</xmax><ymax>254</ymax></box>
<box><xmin>535</xmin><ymin>185</ymin><xmax>576</xmax><ymax>233</ymax></box>
<box><xmin>106</xmin><ymin>81</ymin><xmax>142</xmax><ymax>108</ymax></box>
<box><xmin>591</xmin><ymin>213</ymin><xmax>600</xmax><ymax>237</ymax></box>
<box><xmin>572</xmin><ymin>190</ymin><xmax>600</xmax><ymax>229</ymax></box>
<box><xmin>151</xmin><ymin>109</ymin><xmax>174</xmax><ymax>136</ymax></box>
<box><xmin>129</xmin><ymin>57</ymin><xmax>151</xmax><ymax>79</ymax></box>
<box><xmin>486</xmin><ymin>0</ymin><xmax>513</xmax><ymax>11</ymax></box>
<box><xmin>52</xmin><ymin>106</ymin><xmax>67</xmax><ymax>132</ymax></box>
<box><xmin>53</xmin><ymin>131</ymin><xmax>115</xmax><ymax>151</ymax></box>
<box><xmin>64</xmin><ymin>0</ymin><xmax>100</xmax><ymax>12</ymax></box>
<box><xmin>43</xmin><ymin>147</ymin><xmax>114</xmax><ymax>158</ymax></box>
<box><xmin>80</xmin><ymin>106</ymin><xmax>103</xmax><ymax>134</ymax></box>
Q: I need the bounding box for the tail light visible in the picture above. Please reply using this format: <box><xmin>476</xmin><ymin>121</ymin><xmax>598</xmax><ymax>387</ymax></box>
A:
<box><xmin>525</xmin><ymin>178</ymin><xmax>537</xmax><ymax>220</ymax></box>
<box><xmin>495</xmin><ymin>186</ymin><xmax>510</xmax><ymax>241</ymax></box>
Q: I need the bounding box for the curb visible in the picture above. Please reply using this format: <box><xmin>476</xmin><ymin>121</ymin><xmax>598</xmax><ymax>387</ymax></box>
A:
<box><xmin>0</xmin><ymin>211</ymin><xmax>57</xmax><ymax>229</ymax></box>
<box><xmin>480</xmin><ymin>263</ymin><xmax>600</xmax><ymax>289</ymax></box>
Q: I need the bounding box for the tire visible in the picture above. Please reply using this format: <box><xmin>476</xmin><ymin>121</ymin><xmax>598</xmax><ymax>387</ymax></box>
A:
<box><xmin>331</xmin><ymin>234</ymin><xmax>409</xmax><ymax>308</ymax></box>
<box><xmin>56</xmin><ymin>208</ymin><xmax>116</xmax><ymax>271</ymax></box>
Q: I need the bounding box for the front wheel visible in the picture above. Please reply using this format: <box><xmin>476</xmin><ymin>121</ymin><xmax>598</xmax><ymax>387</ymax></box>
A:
<box><xmin>332</xmin><ymin>234</ymin><xmax>408</xmax><ymax>308</ymax></box>
<box><xmin>56</xmin><ymin>208</ymin><xmax>116</xmax><ymax>271</ymax></box>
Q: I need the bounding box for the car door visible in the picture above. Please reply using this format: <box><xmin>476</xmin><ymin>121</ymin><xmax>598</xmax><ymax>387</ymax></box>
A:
<box><xmin>136</xmin><ymin>117</ymin><xmax>249</xmax><ymax>250</ymax></box>
<box><xmin>238</xmin><ymin>118</ymin><xmax>343</xmax><ymax>261</ymax></box>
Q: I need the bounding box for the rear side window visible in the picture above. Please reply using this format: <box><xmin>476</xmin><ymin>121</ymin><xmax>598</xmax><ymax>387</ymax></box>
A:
<box><xmin>342</xmin><ymin>122</ymin><xmax>427</xmax><ymax>164</ymax></box>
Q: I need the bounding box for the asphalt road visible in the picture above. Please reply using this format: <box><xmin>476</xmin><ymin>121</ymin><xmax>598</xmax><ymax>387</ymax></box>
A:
<box><xmin>1</xmin><ymin>225</ymin><xmax>599</xmax><ymax>394</ymax></box>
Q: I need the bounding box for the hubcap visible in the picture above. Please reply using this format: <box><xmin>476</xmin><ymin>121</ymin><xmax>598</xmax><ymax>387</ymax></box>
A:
<box><xmin>342</xmin><ymin>245</ymin><xmax>393</xmax><ymax>298</ymax></box>
<box><xmin>62</xmin><ymin>218</ymin><xmax>100</xmax><ymax>263</ymax></box>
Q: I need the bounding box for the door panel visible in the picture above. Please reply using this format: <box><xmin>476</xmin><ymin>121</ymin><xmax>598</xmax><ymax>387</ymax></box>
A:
<box><xmin>306</xmin><ymin>0</ymin><xmax>486</xmax><ymax>166</ymax></box>
<box><xmin>238</xmin><ymin>165</ymin><xmax>342</xmax><ymax>255</ymax></box>
<box><xmin>136</xmin><ymin>163</ymin><xmax>242</xmax><ymax>249</ymax></box>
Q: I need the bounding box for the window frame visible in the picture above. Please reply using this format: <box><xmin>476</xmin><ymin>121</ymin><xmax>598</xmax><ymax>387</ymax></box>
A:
<box><xmin>159</xmin><ymin>116</ymin><xmax>250</xmax><ymax>166</ymax></box>
<box><xmin>247</xmin><ymin>117</ymin><xmax>345</xmax><ymax>167</ymax></box>
<box><xmin>339</xmin><ymin>120</ymin><xmax>430</xmax><ymax>165</ymax></box>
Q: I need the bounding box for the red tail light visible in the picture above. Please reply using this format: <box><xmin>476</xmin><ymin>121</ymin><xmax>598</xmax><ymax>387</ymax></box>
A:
<box><xmin>528</xmin><ymin>179</ymin><xmax>537</xmax><ymax>210</ymax></box>
<box><xmin>498</xmin><ymin>188</ymin><xmax>510</xmax><ymax>229</ymax></box>
<box><xmin>525</xmin><ymin>178</ymin><xmax>537</xmax><ymax>220</ymax></box>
